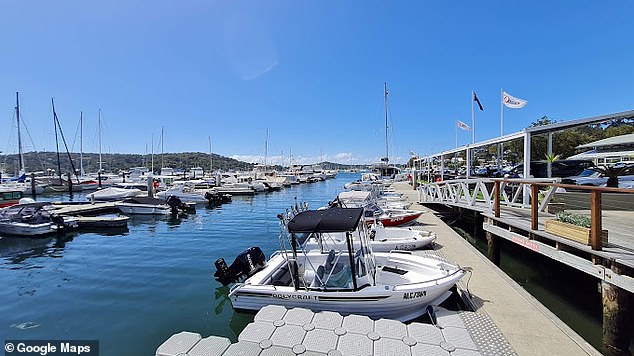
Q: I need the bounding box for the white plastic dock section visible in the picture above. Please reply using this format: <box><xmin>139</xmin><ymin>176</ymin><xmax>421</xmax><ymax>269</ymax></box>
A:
<box><xmin>156</xmin><ymin>305</ymin><xmax>515</xmax><ymax>356</ymax></box>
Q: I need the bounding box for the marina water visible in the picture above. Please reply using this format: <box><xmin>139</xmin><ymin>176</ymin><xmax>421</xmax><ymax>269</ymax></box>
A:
<box><xmin>0</xmin><ymin>173</ymin><xmax>357</xmax><ymax>355</ymax></box>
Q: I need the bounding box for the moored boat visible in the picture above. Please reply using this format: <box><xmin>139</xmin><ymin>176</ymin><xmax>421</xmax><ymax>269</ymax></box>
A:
<box><xmin>0</xmin><ymin>202</ymin><xmax>79</xmax><ymax>237</ymax></box>
<box><xmin>216</xmin><ymin>207</ymin><xmax>463</xmax><ymax>322</ymax></box>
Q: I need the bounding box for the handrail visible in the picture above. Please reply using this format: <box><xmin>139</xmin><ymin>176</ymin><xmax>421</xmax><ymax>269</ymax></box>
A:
<box><xmin>420</xmin><ymin>177</ymin><xmax>634</xmax><ymax>252</ymax></box>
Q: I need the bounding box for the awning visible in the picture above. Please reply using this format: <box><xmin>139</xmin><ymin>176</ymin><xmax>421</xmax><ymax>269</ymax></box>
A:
<box><xmin>287</xmin><ymin>207</ymin><xmax>364</xmax><ymax>233</ymax></box>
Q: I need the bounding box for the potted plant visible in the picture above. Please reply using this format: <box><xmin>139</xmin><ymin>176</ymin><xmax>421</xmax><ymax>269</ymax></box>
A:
<box><xmin>544</xmin><ymin>212</ymin><xmax>608</xmax><ymax>245</ymax></box>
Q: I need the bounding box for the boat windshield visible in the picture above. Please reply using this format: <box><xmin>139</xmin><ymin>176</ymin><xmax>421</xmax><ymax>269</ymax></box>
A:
<box><xmin>277</xmin><ymin>205</ymin><xmax>377</xmax><ymax>291</ymax></box>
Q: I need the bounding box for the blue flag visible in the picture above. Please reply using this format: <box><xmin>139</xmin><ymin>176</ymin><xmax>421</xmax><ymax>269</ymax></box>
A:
<box><xmin>473</xmin><ymin>92</ymin><xmax>484</xmax><ymax>111</ymax></box>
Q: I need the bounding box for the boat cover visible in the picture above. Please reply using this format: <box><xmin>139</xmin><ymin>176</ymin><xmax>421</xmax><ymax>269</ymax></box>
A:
<box><xmin>121</xmin><ymin>197</ymin><xmax>165</xmax><ymax>205</ymax></box>
<box><xmin>287</xmin><ymin>207</ymin><xmax>363</xmax><ymax>233</ymax></box>
<box><xmin>338</xmin><ymin>191</ymin><xmax>371</xmax><ymax>201</ymax></box>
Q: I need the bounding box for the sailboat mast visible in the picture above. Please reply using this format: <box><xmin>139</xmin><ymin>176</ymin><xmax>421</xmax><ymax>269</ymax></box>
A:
<box><xmin>52</xmin><ymin>99</ymin><xmax>62</xmax><ymax>181</ymax></box>
<box><xmin>98</xmin><ymin>109</ymin><xmax>103</xmax><ymax>173</ymax></box>
<box><xmin>264</xmin><ymin>129</ymin><xmax>268</xmax><ymax>172</ymax></box>
<box><xmin>151</xmin><ymin>133</ymin><xmax>154</xmax><ymax>174</ymax></box>
<box><xmin>80</xmin><ymin>111</ymin><xmax>83</xmax><ymax>176</ymax></box>
<box><xmin>161</xmin><ymin>126</ymin><xmax>164</xmax><ymax>170</ymax></box>
<box><xmin>384</xmin><ymin>82</ymin><xmax>389</xmax><ymax>163</ymax></box>
<box><xmin>15</xmin><ymin>92</ymin><xmax>25</xmax><ymax>173</ymax></box>
<box><xmin>208</xmin><ymin>136</ymin><xmax>213</xmax><ymax>174</ymax></box>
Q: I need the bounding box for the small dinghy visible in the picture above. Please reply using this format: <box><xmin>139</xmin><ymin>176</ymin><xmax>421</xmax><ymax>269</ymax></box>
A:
<box><xmin>304</xmin><ymin>223</ymin><xmax>436</xmax><ymax>252</ymax></box>
<box><xmin>215</xmin><ymin>206</ymin><xmax>463</xmax><ymax>322</ymax></box>
<box><xmin>363</xmin><ymin>204</ymin><xmax>423</xmax><ymax>227</ymax></box>
<box><xmin>0</xmin><ymin>202</ymin><xmax>79</xmax><ymax>237</ymax></box>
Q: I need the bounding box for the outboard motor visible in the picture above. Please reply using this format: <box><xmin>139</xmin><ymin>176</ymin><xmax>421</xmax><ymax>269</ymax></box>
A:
<box><xmin>165</xmin><ymin>195</ymin><xmax>183</xmax><ymax>214</ymax></box>
<box><xmin>214</xmin><ymin>246</ymin><xmax>266</xmax><ymax>286</ymax></box>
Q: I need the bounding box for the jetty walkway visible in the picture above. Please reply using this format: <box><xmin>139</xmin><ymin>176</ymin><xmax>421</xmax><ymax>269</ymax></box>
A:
<box><xmin>394</xmin><ymin>182</ymin><xmax>599</xmax><ymax>355</ymax></box>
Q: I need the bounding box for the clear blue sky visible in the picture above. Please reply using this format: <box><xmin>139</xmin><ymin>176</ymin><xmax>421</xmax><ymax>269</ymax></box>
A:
<box><xmin>1</xmin><ymin>1</ymin><xmax>633</xmax><ymax>165</ymax></box>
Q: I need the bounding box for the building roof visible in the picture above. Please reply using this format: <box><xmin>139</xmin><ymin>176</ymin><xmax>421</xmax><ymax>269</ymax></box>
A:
<box><xmin>577</xmin><ymin>133</ymin><xmax>634</xmax><ymax>149</ymax></box>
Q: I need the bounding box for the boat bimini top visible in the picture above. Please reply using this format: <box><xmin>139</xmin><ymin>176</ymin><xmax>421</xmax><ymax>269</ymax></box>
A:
<box><xmin>287</xmin><ymin>207</ymin><xmax>364</xmax><ymax>233</ymax></box>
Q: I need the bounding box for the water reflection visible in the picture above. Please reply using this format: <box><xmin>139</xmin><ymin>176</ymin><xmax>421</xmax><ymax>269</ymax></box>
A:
<box><xmin>0</xmin><ymin>235</ymin><xmax>72</xmax><ymax>263</ymax></box>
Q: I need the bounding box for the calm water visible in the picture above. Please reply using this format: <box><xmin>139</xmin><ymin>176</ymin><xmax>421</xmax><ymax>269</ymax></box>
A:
<box><xmin>445</xmin><ymin>211</ymin><xmax>634</xmax><ymax>354</ymax></box>
<box><xmin>0</xmin><ymin>173</ymin><xmax>359</xmax><ymax>355</ymax></box>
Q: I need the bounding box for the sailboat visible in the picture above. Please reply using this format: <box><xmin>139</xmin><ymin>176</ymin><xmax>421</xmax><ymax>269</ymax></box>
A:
<box><xmin>2</xmin><ymin>93</ymin><xmax>45</xmax><ymax>195</ymax></box>
<box><xmin>369</xmin><ymin>82</ymin><xmax>403</xmax><ymax>181</ymax></box>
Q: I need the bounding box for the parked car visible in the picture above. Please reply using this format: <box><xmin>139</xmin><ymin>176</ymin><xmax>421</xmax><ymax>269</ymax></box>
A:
<box><xmin>504</xmin><ymin>160</ymin><xmax>594</xmax><ymax>179</ymax></box>
<box><xmin>561</xmin><ymin>164</ymin><xmax>634</xmax><ymax>187</ymax></box>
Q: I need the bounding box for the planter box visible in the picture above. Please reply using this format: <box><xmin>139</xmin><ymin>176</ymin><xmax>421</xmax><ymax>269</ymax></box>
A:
<box><xmin>544</xmin><ymin>219</ymin><xmax>608</xmax><ymax>246</ymax></box>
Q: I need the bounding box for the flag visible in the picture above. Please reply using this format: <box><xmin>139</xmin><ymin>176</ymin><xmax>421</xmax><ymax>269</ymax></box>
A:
<box><xmin>457</xmin><ymin>120</ymin><xmax>471</xmax><ymax>131</ymax></box>
<box><xmin>473</xmin><ymin>91</ymin><xmax>484</xmax><ymax>111</ymax></box>
<box><xmin>502</xmin><ymin>91</ymin><xmax>527</xmax><ymax>108</ymax></box>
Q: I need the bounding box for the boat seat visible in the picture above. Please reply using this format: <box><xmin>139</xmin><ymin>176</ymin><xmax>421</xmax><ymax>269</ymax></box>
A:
<box><xmin>270</xmin><ymin>265</ymin><xmax>292</xmax><ymax>286</ymax></box>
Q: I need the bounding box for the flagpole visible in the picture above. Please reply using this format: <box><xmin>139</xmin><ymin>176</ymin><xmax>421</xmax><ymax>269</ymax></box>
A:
<box><xmin>471</xmin><ymin>91</ymin><xmax>475</xmax><ymax>144</ymax></box>
<box><xmin>455</xmin><ymin>122</ymin><xmax>458</xmax><ymax>149</ymax></box>
<box><xmin>500</xmin><ymin>88</ymin><xmax>504</xmax><ymax>136</ymax></box>
<box><xmin>499</xmin><ymin>89</ymin><xmax>504</xmax><ymax>169</ymax></box>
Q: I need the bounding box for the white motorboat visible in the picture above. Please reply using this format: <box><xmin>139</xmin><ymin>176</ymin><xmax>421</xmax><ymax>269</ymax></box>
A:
<box><xmin>156</xmin><ymin>183</ymin><xmax>209</xmax><ymax>204</ymax></box>
<box><xmin>86</xmin><ymin>187</ymin><xmax>143</xmax><ymax>201</ymax></box>
<box><xmin>115</xmin><ymin>197</ymin><xmax>171</xmax><ymax>215</ymax></box>
<box><xmin>0</xmin><ymin>202</ymin><xmax>79</xmax><ymax>237</ymax></box>
<box><xmin>304</xmin><ymin>223</ymin><xmax>436</xmax><ymax>252</ymax></box>
<box><xmin>215</xmin><ymin>207</ymin><xmax>463</xmax><ymax>322</ymax></box>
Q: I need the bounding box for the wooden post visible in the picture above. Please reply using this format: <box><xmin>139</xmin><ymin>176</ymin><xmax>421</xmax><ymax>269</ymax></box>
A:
<box><xmin>531</xmin><ymin>184</ymin><xmax>538</xmax><ymax>230</ymax></box>
<box><xmin>147</xmin><ymin>176</ymin><xmax>153</xmax><ymax>197</ymax></box>
<box><xmin>602</xmin><ymin>265</ymin><xmax>632</xmax><ymax>355</ymax></box>
<box><xmin>590</xmin><ymin>190</ymin><xmax>602</xmax><ymax>251</ymax></box>
<box><xmin>30</xmin><ymin>173</ymin><xmax>36</xmax><ymax>196</ymax></box>
<box><xmin>486</xmin><ymin>218</ymin><xmax>500</xmax><ymax>265</ymax></box>
<box><xmin>98</xmin><ymin>170</ymin><xmax>102</xmax><ymax>188</ymax></box>
<box><xmin>494</xmin><ymin>181</ymin><xmax>500</xmax><ymax>218</ymax></box>
<box><xmin>68</xmin><ymin>172</ymin><xmax>73</xmax><ymax>193</ymax></box>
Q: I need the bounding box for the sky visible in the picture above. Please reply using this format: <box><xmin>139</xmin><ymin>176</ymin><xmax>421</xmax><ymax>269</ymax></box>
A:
<box><xmin>1</xmin><ymin>1</ymin><xmax>633</xmax><ymax>166</ymax></box>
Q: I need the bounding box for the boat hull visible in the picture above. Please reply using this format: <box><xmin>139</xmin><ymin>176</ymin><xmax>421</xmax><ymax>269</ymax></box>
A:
<box><xmin>228</xmin><ymin>251</ymin><xmax>463</xmax><ymax>322</ymax></box>
<box><xmin>115</xmin><ymin>203</ymin><xmax>171</xmax><ymax>215</ymax></box>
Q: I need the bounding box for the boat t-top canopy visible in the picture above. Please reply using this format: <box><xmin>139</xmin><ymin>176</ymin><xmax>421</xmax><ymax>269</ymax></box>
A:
<box><xmin>287</xmin><ymin>207</ymin><xmax>364</xmax><ymax>233</ymax></box>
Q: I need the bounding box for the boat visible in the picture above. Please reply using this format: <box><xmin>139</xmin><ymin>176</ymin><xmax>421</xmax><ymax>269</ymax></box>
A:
<box><xmin>86</xmin><ymin>187</ymin><xmax>143</xmax><ymax>201</ymax></box>
<box><xmin>156</xmin><ymin>182</ymin><xmax>209</xmax><ymax>204</ymax></box>
<box><xmin>304</xmin><ymin>222</ymin><xmax>436</xmax><ymax>252</ymax></box>
<box><xmin>364</xmin><ymin>204</ymin><xmax>424</xmax><ymax>227</ymax></box>
<box><xmin>0</xmin><ymin>202</ymin><xmax>79</xmax><ymax>237</ymax></box>
<box><xmin>0</xmin><ymin>188</ymin><xmax>23</xmax><ymax>208</ymax></box>
<box><xmin>215</xmin><ymin>206</ymin><xmax>464</xmax><ymax>322</ymax></box>
<box><xmin>115</xmin><ymin>197</ymin><xmax>173</xmax><ymax>215</ymax></box>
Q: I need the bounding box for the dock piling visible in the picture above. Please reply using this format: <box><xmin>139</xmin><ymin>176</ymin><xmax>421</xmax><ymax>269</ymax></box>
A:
<box><xmin>30</xmin><ymin>173</ymin><xmax>36</xmax><ymax>196</ymax></box>
<box><xmin>602</xmin><ymin>264</ymin><xmax>632</xmax><ymax>355</ymax></box>
<box><xmin>486</xmin><ymin>218</ymin><xmax>500</xmax><ymax>265</ymax></box>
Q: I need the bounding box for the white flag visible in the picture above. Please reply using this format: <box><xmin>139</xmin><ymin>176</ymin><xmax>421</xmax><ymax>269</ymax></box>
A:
<box><xmin>456</xmin><ymin>120</ymin><xmax>471</xmax><ymax>131</ymax></box>
<box><xmin>502</xmin><ymin>91</ymin><xmax>527</xmax><ymax>108</ymax></box>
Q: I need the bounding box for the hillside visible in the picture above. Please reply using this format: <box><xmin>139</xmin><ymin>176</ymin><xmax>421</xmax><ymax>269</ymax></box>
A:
<box><xmin>0</xmin><ymin>153</ymin><xmax>370</xmax><ymax>175</ymax></box>
<box><xmin>0</xmin><ymin>152</ymin><xmax>253</xmax><ymax>175</ymax></box>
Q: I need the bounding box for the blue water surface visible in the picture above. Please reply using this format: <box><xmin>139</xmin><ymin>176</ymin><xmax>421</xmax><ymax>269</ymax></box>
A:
<box><xmin>0</xmin><ymin>173</ymin><xmax>358</xmax><ymax>355</ymax></box>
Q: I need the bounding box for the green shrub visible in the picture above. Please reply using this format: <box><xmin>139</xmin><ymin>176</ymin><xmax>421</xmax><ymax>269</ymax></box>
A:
<box><xmin>555</xmin><ymin>212</ymin><xmax>591</xmax><ymax>228</ymax></box>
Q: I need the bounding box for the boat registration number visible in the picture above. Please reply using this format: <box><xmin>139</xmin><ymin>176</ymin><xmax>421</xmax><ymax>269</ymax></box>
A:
<box><xmin>395</xmin><ymin>244</ymin><xmax>415</xmax><ymax>250</ymax></box>
<box><xmin>403</xmin><ymin>291</ymin><xmax>427</xmax><ymax>299</ymax></box>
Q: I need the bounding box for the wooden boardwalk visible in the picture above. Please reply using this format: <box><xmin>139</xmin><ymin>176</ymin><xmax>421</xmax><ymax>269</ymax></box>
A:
<box><xmin>416</xmin><ymin>178</ymin><xmax>634</xmax><ymax>294</ymax></box>
<box><xmin>394</xmin><ymin>182</ymin><xmax>600</xmax><ymax>356</ymax></box>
